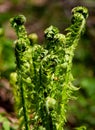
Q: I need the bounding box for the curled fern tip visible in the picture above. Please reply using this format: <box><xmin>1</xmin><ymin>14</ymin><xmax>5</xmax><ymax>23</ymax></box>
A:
<box><xmin>10</xmin><ymin>15</ymin><xmax>26</xmax><ymax>28</ymax></box>
<box><xmin>72</xmin><ymin>6</ymin><xmax>88</xmax><ymax>19</ymax></box>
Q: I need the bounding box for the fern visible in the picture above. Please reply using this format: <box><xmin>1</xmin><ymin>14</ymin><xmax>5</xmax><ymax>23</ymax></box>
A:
<box><xmin>10</xmin><ymin>6</ymin><xmax>88</xmax><ymax>130</ymax></box>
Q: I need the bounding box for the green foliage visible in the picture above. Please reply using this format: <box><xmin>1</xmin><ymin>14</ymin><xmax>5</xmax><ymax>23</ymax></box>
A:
<box><xmin>0</xmin><ymin>27</ymin><xmax>15</xmax><ymax>78</ymax></box>
<box><xmin>0</xmin><ymin>114</ymin><xmax>10</xmax><ymax>130</ymax></box>
<box><xmin>70</xmin><ymin>35</ymin><xmax>95</xmax><ymax>129</ymax></box>
<box><xmin>75</xmin><ymin>125</ymin><xmax>87</xmax><ymax>130</ymax></box>
<box><xmin>0</xmin><ymin>114</ymin><xmax>18</xmax><ymax>130</ymax></box>
<box><xmin>10</xmin><ymin>6</ymin><xmax>88</xmax><ymax>130</ymax></box>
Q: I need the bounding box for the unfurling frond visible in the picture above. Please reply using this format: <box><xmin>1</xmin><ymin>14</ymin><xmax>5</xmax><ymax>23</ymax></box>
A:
<box><xmin>10</xmin><ymin>6</ymin><xmax>88</xmax><ymax>130</ymax></box>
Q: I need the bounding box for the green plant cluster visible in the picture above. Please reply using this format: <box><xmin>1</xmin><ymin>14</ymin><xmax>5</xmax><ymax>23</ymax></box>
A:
<box><xmin>0</xmin><ymin>27</ymin><xmax>15</xmax><ymax>78</ymax></box>
<box><xmin>0</xmin><ymin>114</ymin><xmax>18</xmax><ymax>130</ymax></box>
<box><xmin>10</xmin><ymin>6</ymin><xmax>88</xmax><ymax>130</ymax></box>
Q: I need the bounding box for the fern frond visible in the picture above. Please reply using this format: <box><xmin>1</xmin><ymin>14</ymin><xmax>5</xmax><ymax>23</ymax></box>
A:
<box><xmin>10</xmin><ymin>6</ymin><xmax>88</xmax><ymax>130</ymax></box>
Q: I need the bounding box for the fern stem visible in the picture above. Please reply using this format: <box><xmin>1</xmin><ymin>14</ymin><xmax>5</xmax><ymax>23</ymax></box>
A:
<box><xmin>19</xmin><ymin>73</ymin><xmax>29</xmax><ymax>130</ymax></box>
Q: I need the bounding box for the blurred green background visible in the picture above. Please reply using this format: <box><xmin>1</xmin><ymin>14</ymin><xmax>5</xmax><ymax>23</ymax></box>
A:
<box><xmin>0</xmin><ymin>0</ymin><xmax>95</xmax><ymax>130</ymax></box>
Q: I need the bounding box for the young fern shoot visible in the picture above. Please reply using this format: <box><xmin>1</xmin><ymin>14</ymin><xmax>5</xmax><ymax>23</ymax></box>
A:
<box><xmin>10</xmin><ymin>6</ymin><xmax>88</xmax><ymax>130</ymax></box>
<box><xmin>10</xmin><ymin>15</ymin><xmax>32</xmax><ymax>130</ymax></box>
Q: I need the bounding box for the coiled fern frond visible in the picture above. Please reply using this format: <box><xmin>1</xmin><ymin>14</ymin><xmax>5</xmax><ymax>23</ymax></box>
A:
<box><xmin>10</xmin><ymin>6</ymin><xmax>88</xmax><ymax>130</ymax></box>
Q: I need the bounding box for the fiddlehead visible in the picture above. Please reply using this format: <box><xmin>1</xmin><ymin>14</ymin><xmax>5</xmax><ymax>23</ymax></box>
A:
<box><xmin>10</xmin><ymin>6</ymin><xmax>88</xmax><ymax>130</ymax></box>
<box><xmin>10</xmin><ymin>15</ymin><xmax>31</xmax><ymax>130</ymax></box>
<box><xmin>41</xmin><ymin>6</ymin><xmax>88</xmax><ymax>130</ymax></box>
<box><xmin>58</xmin><ymin>6</ymin><xmax>88</xmax><ymax>129</ymax></box>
